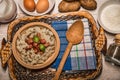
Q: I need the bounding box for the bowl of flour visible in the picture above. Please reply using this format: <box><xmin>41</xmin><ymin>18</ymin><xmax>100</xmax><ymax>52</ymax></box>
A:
<box><xmin>98</xmin><ymin>0</ymin><xmax>120</xmax><ymax>34</ymax></box>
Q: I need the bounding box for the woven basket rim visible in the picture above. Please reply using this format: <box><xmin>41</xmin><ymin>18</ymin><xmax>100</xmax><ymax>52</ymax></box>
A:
<box><xmin>7</xmin><ymin>11</ymin><xmax>103</xmax><ymax>80</ymax></box>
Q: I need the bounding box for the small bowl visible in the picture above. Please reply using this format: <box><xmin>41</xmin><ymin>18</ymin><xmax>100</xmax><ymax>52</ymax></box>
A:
<box><xmin>18</xmin><ymin>0</ymin><xmax>55</xmax><ymax>16</ymax></box>
<box><xmin>12</xmin><ymin>22</ymin><xmax>60</xmax><ymax>69</ymax></box>
<box><xmin>98</xmin><ymin>0</ymin><xmax>120</xmax><ymax>34</ymax></box>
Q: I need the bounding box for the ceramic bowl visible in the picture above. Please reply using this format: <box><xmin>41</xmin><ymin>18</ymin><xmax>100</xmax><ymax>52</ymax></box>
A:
<box><xmin>12</xmin><ymin>22</ymin><xmax>60</xmax><ymax>69</ymax></box>
<box><xmin>97</xmin><ymin>0</ymin><xmax>120</xmax><ymax>34</ymax></box>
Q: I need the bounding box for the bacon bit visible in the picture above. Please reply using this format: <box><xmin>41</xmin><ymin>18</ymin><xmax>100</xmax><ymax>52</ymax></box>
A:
<box><xmin>44</xmin><ymin>42</ymin><xmax>50</xmax><ymax>47</ymax></box>
<box><xmin>29</xmin><ymin>44</ymin><xmax>33</xmax><ymax>48</ymax></box>
<box><xmin>37</xmin><ymin>33</ymin><xmax>41</xmax><ymax>38</ymax></box>
<box><xmin>26</xmin><ymin>44</ymin><xmax>33</xmax><ymax>50</ymax></box>
<box><xmin>40</xmin><ymin>39</ymin><xmax>46</xmax><ymax>44</ymax></box>
<box><xmin>33</xmin><ymin>42</ymin><xmax>38</xmax><ymax>47</ymax></box>
<box><xmin>26</xmin><ymin>38</ymin><xmax>33</xmax><ymax>44</ymax></box>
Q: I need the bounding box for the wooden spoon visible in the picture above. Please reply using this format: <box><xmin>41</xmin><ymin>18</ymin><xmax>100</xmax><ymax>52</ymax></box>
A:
<box><xmin>53</xmin><ymin>20</ymin><xmax>84</xmax><ymax>80</ymax></box>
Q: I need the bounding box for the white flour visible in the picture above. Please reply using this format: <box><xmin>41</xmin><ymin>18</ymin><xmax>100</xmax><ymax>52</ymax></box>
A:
<box><xmin>101</xmin><ymin>4</ymin><xmax>120</xmax><ymax>32</ymax></box>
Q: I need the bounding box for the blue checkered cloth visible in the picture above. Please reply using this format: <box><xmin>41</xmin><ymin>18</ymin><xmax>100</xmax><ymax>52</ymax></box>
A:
<box><xmin>51</xmin><ymin>19</ymin><xmax>96</xmax><ymax>70</ymax></box>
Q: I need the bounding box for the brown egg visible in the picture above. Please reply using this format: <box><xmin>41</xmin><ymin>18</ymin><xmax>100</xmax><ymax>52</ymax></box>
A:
<box><xmin>23</xmin><ymin>0</ymin><xmax>36</xmax><ymax>12</ymax></box>
<box><xmin>36</xmin><ymin>0</ymin><xmax>49</xmax><ymax>13</ymax></box>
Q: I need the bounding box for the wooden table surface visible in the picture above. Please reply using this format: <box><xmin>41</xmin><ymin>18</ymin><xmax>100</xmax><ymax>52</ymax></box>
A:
<box><xmin>0</xmin><ymin>0</ymin><xmax>120</xmax><ymax>80</ymax></box>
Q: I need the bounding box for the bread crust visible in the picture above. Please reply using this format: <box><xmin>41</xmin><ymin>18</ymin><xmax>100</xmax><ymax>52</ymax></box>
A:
<box><xmin>58</xmin><ymin>1</ymin><xmax>81</xmax><ymax>12</ymax></box>
<box><xmin>80</xmin><ymin>0</ymin><xmax>97</xmax><ymax>10</ymax></box>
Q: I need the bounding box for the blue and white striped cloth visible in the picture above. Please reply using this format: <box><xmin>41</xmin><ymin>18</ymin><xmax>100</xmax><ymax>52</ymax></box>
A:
<box><xmin>51</xmin><ymin>19</ymin><xmax>96</xmax><ymax>70</ymax></box>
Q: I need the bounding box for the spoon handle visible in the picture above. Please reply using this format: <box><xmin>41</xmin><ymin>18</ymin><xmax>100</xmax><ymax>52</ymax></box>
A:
<box><xmin>53</xmin><ymin>43</ymin><xmax>73</xmax><ymax>80</ymax></box>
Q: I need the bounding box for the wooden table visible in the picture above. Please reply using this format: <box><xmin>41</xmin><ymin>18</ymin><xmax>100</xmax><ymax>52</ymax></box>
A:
<box><xmin>0</xmin><ymin>0</ymin><xmax>120</xmax><ymax>80</ymax></box>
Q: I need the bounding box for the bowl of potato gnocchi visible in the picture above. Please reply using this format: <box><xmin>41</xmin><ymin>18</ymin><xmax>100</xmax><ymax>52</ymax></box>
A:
<box><xmin>12</xmin><ymin>22</ymin><xmax>60</xmax><ymax>69</ymax></box>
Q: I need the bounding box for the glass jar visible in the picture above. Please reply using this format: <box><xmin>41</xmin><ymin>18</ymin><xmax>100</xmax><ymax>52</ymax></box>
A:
<box><xmin>0</xmin><ymin>0</ymin><xmax>17</xmax><ymax>23</ymax></box>
<box><xmin>105</xmin><ymin>34</ymin><xmax>120</xmax><ymax>65</ymax></box>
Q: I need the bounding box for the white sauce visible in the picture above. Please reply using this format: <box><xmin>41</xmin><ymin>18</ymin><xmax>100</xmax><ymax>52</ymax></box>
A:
<box><xmin>101</xmin><ymin>4</ymin><xmax>120</xmax><ymax>32</ymax></box>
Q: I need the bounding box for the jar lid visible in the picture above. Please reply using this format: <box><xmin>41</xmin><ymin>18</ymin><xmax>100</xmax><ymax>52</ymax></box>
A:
<box><xmin>115</xmin><ymin>34</ymin><xmax>120</xmax><ymax>40</ymax></box>
<box><xmin>115</xmin><ymin>34</ymin><xmax>120</xmax><ymax>44</ymax></box>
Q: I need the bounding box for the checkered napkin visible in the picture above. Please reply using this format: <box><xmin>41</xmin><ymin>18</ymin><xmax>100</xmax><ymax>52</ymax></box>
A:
<box><xmin>51</xmin><ymin>19</ymin><xmax>96</xmax><ymax>70</ymax></box>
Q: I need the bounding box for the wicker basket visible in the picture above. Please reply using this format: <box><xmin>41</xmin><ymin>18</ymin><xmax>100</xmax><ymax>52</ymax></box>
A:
<box><xmin>1</xmin><ymin>11</ymin><xmax>106</xmax><ymax>80</ymax></box>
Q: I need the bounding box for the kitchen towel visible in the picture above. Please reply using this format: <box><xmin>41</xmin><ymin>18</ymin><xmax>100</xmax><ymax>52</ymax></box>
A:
<box><xmin>51</xmin><ymin>19</ymin><xmax>96</xmax><ymax>70</ymax></box>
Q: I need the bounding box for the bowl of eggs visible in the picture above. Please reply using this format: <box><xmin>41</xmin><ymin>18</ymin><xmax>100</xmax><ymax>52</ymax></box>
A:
<box><xmin>12</xmin><ymin>22</ymin><xmax>60</xmax><ymax>69</ymax></box>
<box><xmin>18</xmin><ymin>0</ymin><xmax>55</xmax><ymax>16</ymax></box>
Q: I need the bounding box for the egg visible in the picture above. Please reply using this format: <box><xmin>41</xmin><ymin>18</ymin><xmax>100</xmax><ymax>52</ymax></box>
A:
<box><xmin>36</xmin><ymin>0</ymin><xmax>49</xmax><ymax>13</ymax></box>
<box><xmin>24</xmin><ymin>0</ymin><xmax>36</xmax><ymax>12</ymax></box>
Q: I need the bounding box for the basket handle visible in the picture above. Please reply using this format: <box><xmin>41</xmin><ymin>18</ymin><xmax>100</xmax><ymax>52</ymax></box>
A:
<box><xmin>95</xmin><ymin>27</ymin><xmax>106</xmax><ymax>53</ymax></box>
